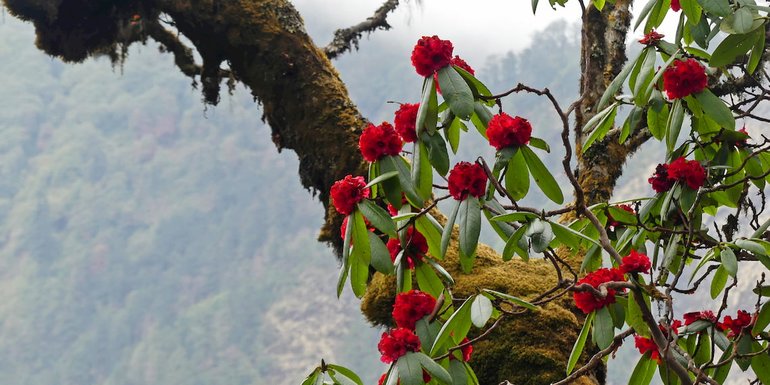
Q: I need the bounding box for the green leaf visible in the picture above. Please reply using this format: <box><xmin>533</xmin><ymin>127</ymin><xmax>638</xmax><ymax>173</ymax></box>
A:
<box><xmin>710</xmin><ymin>32</ymin><xmax>759</xmax><ymax>68</ymax></box>
<box><xmin>350</xmin><ymin>210</ymin><xmax>371</xmax><ymax>298</ymax></box>
<box><xmin>448</xmin><ymin>360</ymin><xmax>468</xmax><ymax>385</ymax></box>
<box><xmin>454</xmin><ymin>65</ymin><xmax>493</xmax><ymax>101</ymax></box>
<box><xmin>521</xmin><ymin>146</ymin><xmax>564</xmax><ymax>204</ymax></box>
<box><xmin>567</xmin><ymin>311</ymin><xmax>594</xmax><ymax>374</ymax></box>
<box><xmin>416</xmin><ymin>76</ymin><xmax>438</xmax><ymax>136</ymax></box>
<box><xmin>505</xmin><ymin>149</ymin><xmax>530</xmax><ymax>201</ymax></box>
<box><xmin>337</xmin><ymin>213</ymin><xmax>355</xmax><ymax>297</ymax></box>
<box><xmin>437</xmin><ymin>66</ymin><xmax>474</xmax><ymax>120</ymax></box>
<box><xmin>694</xmin><ymin>90</ymin><xmax>735</xmax><ymax>130</ymax></box>
<box><xmin>748</xmin><ymin>26</ymin><xmax>765</xmax><ymax>74</ymax></box>
<box><xmin>302</xmin><ymin>368</ymin><xmax>321</xmax><ymax>385</ymax></box>
<box><xmin>327</xmin><ymin>365</ymin><xmax>364</xmax><ymax>385</ymax></box>
<box><xmin>483</xmin><ymin>289</ymin><xmax>537</xmax><ymax>310</ymax></box>
<box><xmin>397</xmin><ymin>353</ymin><xmax>425</xmax><ymax>385</ymax></box>
<box><xmin>412</xmin><ymin>142</ymin><xmax>433</xmax><ymax>200</ymax></box>
<box><xmin>753</xmin><ymin>301</ymin><xmax>770</xmax><ymax>335</ymax></box>
<box><xmin>471</xmin><ymin>102</ymin><xmax>493</xmax><ymax>139</ymax></box>
<box><xmin>446</xmin><ymin>117</ymin><xmax>463</xmax><ymax>154</ymax></box>
<box><xmin>751</xmin><ymin>345</ymin><xmax>770</xmax><ymax>385</ymax></box>
<box><xmin>366</xmin><ymin>170</ymin><xmax>399</xmax><ymax>189</ymax></box>
<box><xmin>697</xmin><ymin>0</ymin><xmax>730</xmax><ymax>16</ymax></box>
<box><xmin>712</xmin><ymin>348</ymin><xmax>732</xmax><ymax>384</ymax></box>
<box><xmin>491</xmin><ymin>211</ymin><xmax>538</xmax><ymax>222</ymax></box>
<box><xmin>430</xmin><ymin>296</ymin><xmax>474</xmax><ymax>355</ymax></box>
<box><xmin>632</xmin><ymin>48</ymin><xmax>658</xmax><ymax>103</ymax></box>
<box><xmin>415</xmin><ymin>318</ymin><xmax>441</xmax><ymax>354</ymax></box>
<box><xmin>549</xmin><ymin>220</ymin><xmax>602</xmax><ymax>248</ymax></box>
<box><xmin>415</xmin><ymin>215</ymin><xmax>442</xmax><ymax>259</ymax></box>
<box><xmin>422</xmin><ymin>131</ymin><xmax>450</xmax><ymax>176</ymax></box>
<box><xmin>710</xmin><ymin>265</ymin><xmax>729</xmax><ymax>299</ymax></box>
<box><xmin>458</xmin><ymin>197</ymin><xmax>481</xmax><ymax>271</ymax></box>
<box><xmin>680</xmin><ymin>0</ymin><xmax>703</xmax><ymax>24</ymax></box>
<box><xmin>583</xmin><ymin>105</ymin><xmax>618</xmax><ymax>150</ymax></box>
<box><xmin>502</xmin><ymin>225</ymin><xmax>529</xmax><ymax>261</ymax></box>
<box><xmin>721</xmin><ymin>7</ymin><xmax>758</xmax><ymax>34</ymax></box>
<box><xmin>358</xmin><ymin>200</ymin><xmax>397</xmax><ymax>238</ymax></box>
<box><xmin>599</xmin><ymin>49</ymin><xmax>643</xmax><ymax>109</ymax></box>
<box><xmin>594</xmin><ymin>306</ymin><xmax>615</xmax><ymax>350</ymax></box>
<box><xmin>470</xmin><ymin>294</ymin><xmax>493</xmax><ymax>328</ymax></box>
<box><xmin>414</xmin><ymin>353</ymin><xmax>452</xmax><ymax>384</ymax></box>
<box><xmin>425</xmin><ymin>258</ymin><xmax>455</xmax><ymax>287</ymax></box>
<box><xmin>627</xmin><ymin>291</ymin><xmax>651</xmax><ymax>337</ymax></box>
<box><xmin>720</xmin><ymin>246</ymin><xmax>738</xmax><ymax>277</ymax></box>
<box><xmin>415</xmin><ymin>262</ymin><xmax>444</xmax><ymax>299</ymax></box>
<box><xmin>628</xmin><ymin>354</ymin><xmax>658</xmax><ymax>385</ymax></box>
<box><xmin>634</xmin><ymin>0</ymin><xmax>660</xmax><ymax>31</ymax></box>
<box><xmin>379</xmin><ymin>158</ymin><xmax>403</xmax><ymax>210</ymax></box>
<box><xmin>440</xmin><ymin>200</ymin><xmax>460</xmax><ymax>259</ymax></box>
<box><xmin>385</xmin><ymin>155</ymin><xmax>424</xmax><ymax>207</ymax></box>
<box><xmin>666</xmin><ymin>99</ymin><xmax>685</xmax><ymax>155</ymax></box>
<box><xmin>647</xmin><ymin>95</ymin><xmax>670</xmax><ymax>140</ymax></box>
<box><xmin>369</xmin><ymin>232</ymin><xmax>395</xmax><ymax>274</ymax></box>
<box><xmin>529</xmin><ymin>137</ymin><xmax>550</xmax><ymax>153</ymax></box>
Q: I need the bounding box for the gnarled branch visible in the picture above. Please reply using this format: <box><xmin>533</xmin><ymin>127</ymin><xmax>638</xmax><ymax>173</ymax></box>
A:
<box><xmin>323</xmin><ymin>0</ymin><xmax>400</xmax><ymax>59</ymax></box>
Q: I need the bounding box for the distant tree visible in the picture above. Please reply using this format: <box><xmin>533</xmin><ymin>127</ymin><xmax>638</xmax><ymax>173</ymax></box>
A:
<box><xmin>4</xmin><ymin>1</ymin><xmax>770</xmax><ymax>384</ymax></box>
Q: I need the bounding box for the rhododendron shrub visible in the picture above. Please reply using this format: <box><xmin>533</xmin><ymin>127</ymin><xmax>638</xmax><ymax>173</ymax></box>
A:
<box><xmin>305</xmin><ymin>3</ymin><xmax>770</xmax><ymax>385</ymax></box>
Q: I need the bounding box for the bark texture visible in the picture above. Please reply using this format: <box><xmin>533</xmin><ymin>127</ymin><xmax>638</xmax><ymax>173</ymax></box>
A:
<box><xmin>2</xmin><ymin>1</ymin><xmax>643</xmax><ymax>384</ymax></box>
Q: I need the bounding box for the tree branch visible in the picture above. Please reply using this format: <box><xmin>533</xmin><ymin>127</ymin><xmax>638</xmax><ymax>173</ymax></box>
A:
<box><xmin>323</xmin><ymin>0</ymin><xmax>400</xmax><ymax>59</ymax></box>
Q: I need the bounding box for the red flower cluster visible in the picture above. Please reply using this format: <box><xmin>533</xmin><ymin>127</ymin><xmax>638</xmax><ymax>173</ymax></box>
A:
<box><xmin>392</xmin><ymin>290</ymin><xmax>437</xmax><ymax>330</ymax></box>
<box><xmin>378</xmin><ymin>328</ymin><xmax>421</xmax><ymax>363</ymax></box>
<box><xmin>435</xmin><ymin>56</ymin><xmax>475</xmax><ymax>94</ymax></box>
<box><xmin>487</xmin><ymin>113</ymin><xmax>532</xmax><ymax>150</ymax></box>
<box><xmin>683</xmin><ymin>310</ymin><xmax>717</xmax><ymax>326</ymax></box>
<box><xmin>671</xmin><ymin>0</ymin><xmax>681</xmax><ymax>11</ymax></box>
<box><xmin>573</xmin><ymin>267</ymin><xmax>626</xmax><ymax>314</ymax></box>
<box><xmin>719</xmin><ymin>310</ymin><xmax>754</xmax><ymax>338</ymax></box>
<box><xmin>411</xmin><ymin>36</ymin><xmax>454</xmax><ymax>77</ymax></box>
<box><xmin>457</xmin><ymin>337</ymin><xmax>473</xmax><ymax>362</ymax></box>
<box><xmin>648</xmin><ymin>158</ymin><xmax>706</xmax><ymax>192</ymax></box>
<box><xmin>359</xmin><ymin>122</ymin><xmax>403</xmax><ymax>162</ymax></box>
<box><xmin>639</xmin><ymin>30</ymin><xmax>664</xmax><ymax>45</ymax></box>
<box><xmin>608</xmin><ymin>204</ymin><xmax>635</xmax><ymax>227</ymax></box>
<box><xmin>667</xmin><ymin>157</ymin><xmax>706</xmax><ymax>190</ymax></box>
<box><xmin>447</xmin><ymin>162</ymin><xmax>487</xmax><ymax>200</ymax></box>
<box><xmin>387</xmin><ymin>227</ymin><xmax>429</xmax><ymax>269</ymax></box>
<box><xmin>330</xmin><ymin>175</ymin><xmax>370</xmax><ymax>215</ymax></box>
<box><xmin>662</xmin><ymin>59</ymin><xmax>707</xmax><ymax>99</ymax></box>
<box><xmin>634</xmin><ymin>320</ymin><xmax>683</xmax><ymax>362</ymax></box>
<box><xmin>648</xmin><ymin>164</ymin><xmax>674</xmax><ymax>193</ymax></box>
<box><xmin>394</xmin><ymin>103</ymin><xmax>420</xmax><ymax>143</ymax></box>
<box><xmin>620</xmin><ymin>250</ymin><xmax>651</xmax><ymax>274</ymax></box>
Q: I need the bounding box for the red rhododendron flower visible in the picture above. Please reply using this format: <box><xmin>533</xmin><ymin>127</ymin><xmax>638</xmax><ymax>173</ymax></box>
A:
<box><xmin>435</xmin><ymin>55</ymin><xmax>475</xmax><ymax>94</ymax></box>
<box><xmin>671</xmin><ymin>0</ymin><xmax>681</xmax><ymax>11</ymax></box>
<box><xmin>639</xmin><ymin>30</ymin><xmax>664</xmax><ymax>45</ymax></box>
<box><xmin>667</xmin><ymin>157</ymin><xmax>706</xmax><ymax>190</ymax></box>
<box><xmin>662</xmin><ymin>59</ymin><xmax>707</xmax><ymax>99</ymax></box>
<box><xmin>447</xmin><ymin>162</ymin><xmax>487</xmax><ymax>200</ymax></box>
<box><xmin>392</xmin><ymin>290</ymin><xmax>437</xmax><ymax>330</ymax></box>
<box><xmin>573</xmin><ymin>267</ymin><xmax>626</xmax><ymax>314</ymax></box>
<box><xmin>411</xmin><ymin>36</ymin><xmax>454</xmax><ymax>77</ymax></box>
<box><xmin>359</xmin><ymin>122</ymin><xmax>403</xmax><ymax>162</ymax></box>
<box><xmin>608</xmin><ymin>204</ymin><xmax>635</xmax><ymax>227</ymax></box>
<box><xmin>635</xmin><ymin>335</ymin><xmax>661</xmax><ymax>362</ymax></box>
<box><xmin>683</xmin><ymin>310</ymin><xmax>717</xmax><ymax>326</ymax></box>
<box><xmin>378</xmin><ymin>328</ymin><xmax>421</xmax><ymax>363</ymax></box>
<box><xmin>387</xmin><ymin>227</ymin><xmax>429</xmax><ymax>269</ymax></box>
<box><xmin>634</xmin><ymin>320</ymin><xmax>682</xmax><ymax>362</ymax></box>
<box><xmin>330</xmin><ymin>175</ymin><xmax>370</xmax><ymax>215</ymax></box>
<box><xmin>460</xmin><ymin>337</ymin><xmax>473</xmax><ymax>361</ymax></box>
<box><xmin>719</xmin><ymin>310</ymin><xmax>754</xmax><ymax>338</ymax></box>
<box><xmin>648</xmin><ymin>163</ymin><xmax>674</xmax><ymax>193</ymax></box>
<box><xmin>621</xmin><ymin>250</ymin><xmax>651</xmax><ymax>274</ymax></box>
<box><xmin>394</xmin><ymin>103</ymin><xmax>420</xmax><ymax>143</ymax></box>
<box><xmin>487</xmin><ymin>113</ymin><xmax>532</xmax><ymax>150</ymax></box>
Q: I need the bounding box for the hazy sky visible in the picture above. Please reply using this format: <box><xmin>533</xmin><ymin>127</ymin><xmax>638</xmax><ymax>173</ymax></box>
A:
<box><xmin>292</xmin><ymin>0</ymin><xmax>583</xmax><ymax>64</ymax></box>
